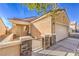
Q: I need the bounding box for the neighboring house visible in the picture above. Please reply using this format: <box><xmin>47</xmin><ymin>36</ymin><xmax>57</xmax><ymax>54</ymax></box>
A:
<box><xmin>9</xmin><ymin>18</ymin><xmax>33</xmax><ymax>37</ymax></box>
<box><xmin>69</xmin><ymin>21</ymin><xmax>77</xmax><ymax>32</ymax></box>
<box><xmin>31</xmin><ymin>9</ymin><xmax>69</xmax><ymax>42</ymax></box>
<box><xmin>0</xmin><ymin>19</ymin><xmax>7</xmax><ymax>37</ymax></box>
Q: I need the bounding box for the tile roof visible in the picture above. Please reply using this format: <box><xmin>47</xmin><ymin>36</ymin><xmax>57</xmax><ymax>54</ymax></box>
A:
<box><xmin>10</xmin><ymin>17</ymin><xmax>37</xmax><ymax>22</ymax></box>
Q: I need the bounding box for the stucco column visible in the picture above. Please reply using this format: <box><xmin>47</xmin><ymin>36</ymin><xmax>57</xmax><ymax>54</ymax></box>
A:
<box><xmin>51</xmin><ymin>16</ymin><xmax>56</xmax><ymax>44</ymax></box>
<box><xmin>20</xmin><ymin>36</ymin><xmax>33</xmax><ymax>56</ymax></box>
<box><xmin>28</xmin><ymin>24</ymin><xmax>31</xmax><ymax>36</ymax></box>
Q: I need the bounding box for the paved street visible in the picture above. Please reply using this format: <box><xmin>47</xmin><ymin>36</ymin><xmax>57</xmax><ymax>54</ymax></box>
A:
<box><xmin>32</xmin><ymin>37</ymin><xmax>79</xmax><ymax>56</ymax></box>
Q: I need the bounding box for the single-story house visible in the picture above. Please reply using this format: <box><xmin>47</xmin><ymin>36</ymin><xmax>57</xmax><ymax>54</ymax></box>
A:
<box><xmin>9</xmin><ymin>9</ymin><xmax>69</xmax><ymax>43</ymax></box>
<box><xmin>31</xmin><ymin>9</ymin><xmax>69</xmax><ymax>42</ymax></box>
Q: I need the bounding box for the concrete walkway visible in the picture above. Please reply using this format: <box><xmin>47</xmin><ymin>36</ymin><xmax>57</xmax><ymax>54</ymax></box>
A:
<box><xmin>32</xmin><ymin>37</ymin><xmax>79</xmax><ymax>56</ymax></box>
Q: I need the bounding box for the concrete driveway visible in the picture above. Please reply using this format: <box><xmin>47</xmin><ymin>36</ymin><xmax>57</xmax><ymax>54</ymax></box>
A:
<box><xmin>32</xmin><ymin>37</ymin><xmax>79</xmax><ymax>56</ymax></box>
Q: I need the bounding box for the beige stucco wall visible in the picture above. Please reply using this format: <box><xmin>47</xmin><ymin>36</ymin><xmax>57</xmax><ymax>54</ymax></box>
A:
<box><xmin>12</xmin><ymin>24</ymin><xmax>22</xmax><ymax>36</ymax></box>
<box><xmin>11</xmin><ymin>24</ymin><xmax>18</xmax><ymax>36</ymax></box>
<box><xmin>12</xmin><ymin>24</ymin><xmax>29</xmax><ymax>37</ymax></box>
<box><xmin>0</xmin><ymin>36</ymin><xmax>33</xmax><ymax>56</ymax></box>
<box><xmin>31</xmin><ymin>16</ymin><xmax>52</xmax><ymax>38</ymax></box>
<box><xmin>0</xmin><ymin>19</ymin><xmax>6</xmax><ymax>36</ymax></box>
<box><xmin>55</xmin><ymin>10</ymin><xmax>69</xmax><ymax>25</ymax></box>
<box><xmin>1</xmin><ymin>33</ymin><xmax>13</xmax><ymax>42</ymax></box>
<box><xmin>0</xmin><ymin>40</ymin><xmax>20</xmax><ymax>56</ymax></box>
<box><xmin>15</xmin><ymin>25</ymin><xmax>25</xmax><ymax>36</ymax></box>
<box><xmin>0</xmin><ymin>44</ymin><xmax>20</xmax><ymax>56</ymax></box>
<box><xmin>32</xmin><ymin>39</ymin><xmax>42</xmax><ymax>51</ymax></box>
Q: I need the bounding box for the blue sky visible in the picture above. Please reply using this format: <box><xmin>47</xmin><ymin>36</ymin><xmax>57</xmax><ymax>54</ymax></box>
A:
<box><xmin>0</xmin><ymin>3</ymin><xmax>79</xmax><ymax>29</ymax></box>
<box><xmin>58</xmin><ymin>3</ymin><xmax>79</xmax><ymax>23</ymax></box>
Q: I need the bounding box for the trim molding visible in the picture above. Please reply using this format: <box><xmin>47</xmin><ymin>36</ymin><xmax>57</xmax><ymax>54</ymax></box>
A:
<box><xmin>55</xmin><ymin>22</ymin><xmax>69</xmax><ymax>27</ymax></box>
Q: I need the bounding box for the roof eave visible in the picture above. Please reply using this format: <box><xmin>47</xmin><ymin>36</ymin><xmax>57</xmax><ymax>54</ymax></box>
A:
<box><xmin>9</xmin><ymin>19</ymin><xmax>30</xmax><ymax>25</ymax></box>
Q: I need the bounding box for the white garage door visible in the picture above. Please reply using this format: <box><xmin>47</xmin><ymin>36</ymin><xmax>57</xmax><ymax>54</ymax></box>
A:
<box><xmin>55</xmin><ymin>24</ymin><xmax>68</xmax><ymax>42</ymax></box>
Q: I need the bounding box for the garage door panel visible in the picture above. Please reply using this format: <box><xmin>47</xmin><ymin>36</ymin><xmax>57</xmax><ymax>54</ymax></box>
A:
<box><xmin>55</xmin><ymin>24</ymin><xmax>68</xmax><ymax>42</ymax></box>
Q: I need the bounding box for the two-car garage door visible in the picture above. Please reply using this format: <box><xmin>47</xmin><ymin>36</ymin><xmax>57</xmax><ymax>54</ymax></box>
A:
<box><xmin>55</xmin><ymin>24</ymin><xmax>68</xmax><ymax>42</ymax></box>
